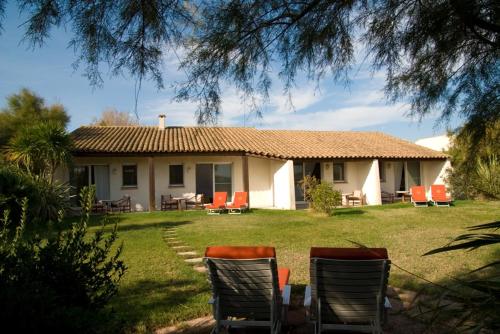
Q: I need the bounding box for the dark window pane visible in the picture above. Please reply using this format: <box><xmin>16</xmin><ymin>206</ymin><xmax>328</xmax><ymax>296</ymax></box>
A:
<box><xmin>379</xmin><ymin>161</ymin><xmax>386</xmax><ymax>182</ymax></box>
<box><xmin>333</xmin><ymin>163</ymin><xmax>345</xmax><ymax>181</ymax></box>
<box><xmin>214</xmin><ymin>164</ymin><xmax>231</xmax><ymax>183</ymax></box>
<box><xmin>70</xmin><ymin>166</ymin><xmax>89</xmax><ymax>206</ymax></box>
<box><xmin>122</xmin><ymin>165</ymin><xmax>137</xmax><ymax>186</ymax></box>
<box><xmin>169</xmin><ymin>164</ymin><xmax>184</xmax><ymax>185</ymax></box>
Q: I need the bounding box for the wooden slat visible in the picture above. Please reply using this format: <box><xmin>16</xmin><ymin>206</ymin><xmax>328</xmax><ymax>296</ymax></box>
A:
<box><xmin>214</xmin><ymin>269</ymin><xmax>273</xmax><ymax>281</ymax></box>
<box><xmin>212</xmin><ymin>280</ymin><xmax>273</xmax><ymax>291</ymax></box>
<box><xmin>312</xmin><ymin>271</ymin><xmax>383</xmax><ymax>279</ymax></box>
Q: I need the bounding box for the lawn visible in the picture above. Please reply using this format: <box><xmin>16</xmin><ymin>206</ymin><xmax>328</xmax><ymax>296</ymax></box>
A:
<box><xmin>83</xmin><ymin>200</ymin><xmax>500</xmax><ymax>333</ymax></box>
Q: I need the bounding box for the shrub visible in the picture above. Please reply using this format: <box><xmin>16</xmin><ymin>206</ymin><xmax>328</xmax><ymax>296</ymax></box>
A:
<box><xmin>0</xmin><ymin>166</ymin><xmax>70</xmax><ymax>226</ymax></box>
<box><xmin>0</xmin><ymin>186</ymin><xmax>126</xmax><ymax>332</ymax></box>
<box><xmin>300</xmin><ymin>175</ymin><xmax>320</xmax><ymax>204</ymax></box>
<box><xmin>310</xmin><ymin>181</ymin><xmax>342</xmax><ymax>215</ymax></box>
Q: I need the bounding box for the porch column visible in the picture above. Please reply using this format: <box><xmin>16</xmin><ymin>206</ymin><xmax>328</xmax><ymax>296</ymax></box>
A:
<box><xmin>242</xmin><ymin>155</ymin><xmax>250</xmax><ymax>206</ymax></box>
<box><xmin>148</xmin><ymin>156</ymin><xmax>156</xmax><ymax>211</ymax></box>
<box><xmin>362</xmin><ymin>159</ymin><xmax>382</xmax><ymax>205</ymax></box>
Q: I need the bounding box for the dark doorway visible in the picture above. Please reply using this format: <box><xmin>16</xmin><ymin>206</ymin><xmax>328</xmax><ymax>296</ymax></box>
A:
<box><xmin>196</xmin><ymin>164</ymin><xmax>214</xmax><ymax>202</ymax></box>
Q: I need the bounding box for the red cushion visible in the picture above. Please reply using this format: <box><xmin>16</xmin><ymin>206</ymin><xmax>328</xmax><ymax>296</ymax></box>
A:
<box><xmin>431</xmin><ymin>185</ymin><xmax>451</xmax><ymax>201</ymax></box>
<box><xmin>411</xmin><ymin>186</ymin><xmax>427</xmax><ymax>201</ymax></box>
<box><xmin>278</xmin><ymin>267</ymin><xmax>290</xmax><ymax>291</ymax></box>
<box><xmin>310</xmin><ymin>247</ymin><xmax>388</xmax><ymax>260</ymax></box>
<box><xmin>205</xmin><ymin>246</ymin><xmax>276</xmax><ymax>259</ymax></box>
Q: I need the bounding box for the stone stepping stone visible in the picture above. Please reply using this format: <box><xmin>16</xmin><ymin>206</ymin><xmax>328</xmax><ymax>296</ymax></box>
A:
<box><xmin>167</xmin><ymin>241</ymin><xmax>183</xmax><ymax>245</ymax></box>
<box><xmin>178</xmin><ymin>251</ymin><xmax>198</xmax><ymax>257</ymax></box>
<box><xmin>172</xmin><ymin>245</ymin><xmax>189</xmax><ymax>249</ymax></box>
<box><xmin>165</xmin><ymin>237</ymin><xmax>177</xmax><ymax>240</ymax></box>
<box><xmin>184</xmin><ymin>257</ymin><xmax>203</xmax><ymax>264</ymax></box>
<box><xmin>193</xmin><ymin>266</ymin><xmax>207</xmax><ymax>273</ymax></box>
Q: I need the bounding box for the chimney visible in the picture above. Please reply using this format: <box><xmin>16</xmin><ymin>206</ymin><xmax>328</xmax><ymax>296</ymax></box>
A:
<box><xmin>158</xmin><ymin>114</ymin><xmax>166</xmax><ymax>130</ymax></box>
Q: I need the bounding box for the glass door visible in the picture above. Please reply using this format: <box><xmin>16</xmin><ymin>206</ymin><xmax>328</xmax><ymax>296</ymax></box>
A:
<box><xmin>196</xmin><ymin>164</ymin><xmax>214</xmax><ymax>202</ymax></box>
<box><xmin>70</xmin><ymin>166</ymin><xmax>89</xmax><ymax>206</ymax></box>
<box><xmin>93</xmin><ymin>165</ymin><xmax>110</xmax><ymax>200</ymax></box>
<box><xmin>294</xmin><ymin>162</ymin><xmax>305</xmax><ymax>201</ymax></box>
<box><xmin>214</xmin><ymin>164</ymin><xmax>232</xmax><ymax>201</ymax></box>
<box><xmin>406</xmin><ymin>161</ymin><xmax>421</xmax><ymax>189</ymax></box>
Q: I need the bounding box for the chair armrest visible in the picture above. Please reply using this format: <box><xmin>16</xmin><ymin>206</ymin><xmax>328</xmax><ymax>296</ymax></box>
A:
<box><xmin>281</xmin><ymin>285</ymin><xmax>291</xmax><ymax>306</ymax></box>
<box><xmin>304</xmin><ymin>285</ymin><xmax>312</xmax><ymax>308</ymax></box>
<box><xmin>384</xmin><ymin>296</ymin><xmax>392</xmax><ymax>309</ymax></box>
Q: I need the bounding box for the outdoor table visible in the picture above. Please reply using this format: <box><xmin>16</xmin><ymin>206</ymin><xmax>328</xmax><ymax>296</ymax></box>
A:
<box><xmin>396</xmin><ymin>191</ymin><xmax>411</xmax><ymax>202</ymax></box>
<box><xmin>172</xmin><ymin>197</ymin><xmax>186</xmax><ymax>210</ymax></box>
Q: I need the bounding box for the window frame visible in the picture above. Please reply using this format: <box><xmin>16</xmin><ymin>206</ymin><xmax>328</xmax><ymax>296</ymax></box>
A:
<box><xmin>168</xmin><ymin>164</ymin><xmax>185</xmax><ymax>187</ymax></box>
<box><xmin>122</xmin><ymin>164</ymin><xmax>138</xmax><ymax>188</ymax></box>
<box><xmin>333</xmin><ymin>162</ymin><xmax>346</xmax><ymax>183</ymax></box>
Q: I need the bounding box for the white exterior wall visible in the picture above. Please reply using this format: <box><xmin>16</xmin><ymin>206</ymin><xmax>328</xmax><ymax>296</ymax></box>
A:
<box><xmin>248</xmin><ymin>157</ymin><xmax>274</xmax><ymax>208</ymax></box>
<box><xmin>272</xmin><ymin>160</ymin><xmax>296</xmax><ymax>210</ymax></box>
<box><xmin>421</xmin><ymin>159</ymin><xmax>452</xmax><ymax>196</ymax></box>
<box><xmin>361</xmin><ymin>159</ymin><xmax>382</xmax><ymax>205</ymax></box>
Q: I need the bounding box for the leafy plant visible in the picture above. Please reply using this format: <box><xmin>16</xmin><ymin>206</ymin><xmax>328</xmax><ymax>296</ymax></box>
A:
<box><xmin>422</xmin><ymin>221</ymin><xmax>500</xmax><ymax>332</ymax></box>
<box><xmin>475</xmin><ymin>155</ymin><xmax>500</xmax><ymax>199</ymax></box>
<box><xmin>0</xmin><ymin>185</ymin><xmax>126</xmax><ymax>332</ymax></box>
<box><xmin>310</xmin><ymin>181</ymin><xmax>342</xmax><ymax>215</ymax></box>
<box><xmin>300</xmin><ymin>175</ymin><xmax>320</xmax><ymax>204</ymax></box>
<box><xmin>0</xmin><ymin>166</ymin><xmax>70</xmax><ymax>226</ymax></box>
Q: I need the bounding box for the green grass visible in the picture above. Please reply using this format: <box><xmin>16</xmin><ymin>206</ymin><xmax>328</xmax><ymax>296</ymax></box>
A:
<box><xmin>81</xmin><ymin>200</ymin><xmax>500</xmax><ymax>332</ymax></box>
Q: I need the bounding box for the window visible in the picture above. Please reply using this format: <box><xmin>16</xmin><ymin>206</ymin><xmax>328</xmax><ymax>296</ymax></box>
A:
<box><xmin>214</xmin><ymin>164</ymin><xmax>232</xmax><ymax>201</ymax></box>
<box><xmin>122</xmin><ymin>165</ymin><xmax>137</xmax><ymax>187</ymax></box>
<box><xmin>333</xmin><ymin>162</ymin><xmax>345</xmax><ymax>182</ymax></box>
<box><xmin>169</xmin><ymin>164</ymin><xmax>184</xmax><ymax>186</ymax></box>
<box><xmin>379</xmin><ymin>161</ymin><xmax>386</xmax><ymax>182</ymax></box>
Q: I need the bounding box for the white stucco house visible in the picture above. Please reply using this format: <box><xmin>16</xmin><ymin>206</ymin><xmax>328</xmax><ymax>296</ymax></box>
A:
<box><xmin>62</xmin><ymin>115</ymin><xmax>450</xmax><ymax>211</ymax></box>
<box><xmin>415</xmin><ymin>135</ymin><xmax>451</xmax><ymax>152</ymax></box>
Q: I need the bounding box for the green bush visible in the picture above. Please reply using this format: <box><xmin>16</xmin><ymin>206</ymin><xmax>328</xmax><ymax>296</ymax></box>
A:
<box><xmin>0</xmin><ymin>166</ymin><xmax>70</xmax><ymax>226</ymax></box>
<box><xmin>0</xmin><ymin>186</ymin><xmax>126</xmax><ymax>332</ymax></box>
<box><xmin>310</xmin><ymin>181</ymin><xmax>342</xmax><ymax>215</ymax></box>
<box><xmin>300</xmin><ymin>175</ymin><xmax>320</xmax><ymax>204</ymax></box>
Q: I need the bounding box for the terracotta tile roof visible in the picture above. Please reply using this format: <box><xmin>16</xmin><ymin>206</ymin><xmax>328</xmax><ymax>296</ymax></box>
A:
<box><xmin>71</xmin><ymin>126</ymin><xmax>448</xmax><ymax>159</ymax></box>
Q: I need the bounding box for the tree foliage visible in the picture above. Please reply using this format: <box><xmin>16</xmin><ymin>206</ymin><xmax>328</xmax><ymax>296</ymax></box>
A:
<box><xmin>0</xmin><ymin>88</ymin><xmax>69</xmax><ymax>149</ymax></box>
<box><xmin>7</xmin><ymin>122</ymin><xmax>73</xmax><ymax>184</ymax></box>
<box><xmin>0</xmin><ymin>1</ymin><xmax>497</xmax><ymax>139</ymax></box>
<box><xmin>310</xmin><ymin>181</ymin><xmax>342</xmax><ymax>215</ymax></box>
<box><xmin>447</xmin><ymin>120</ymin><xmax>500</xmax><ymax>199</ymax></box>
<box><xmin>91</xmin><ymin>108</ymin><xmax>139</xmax><ymax>126</ymax></box>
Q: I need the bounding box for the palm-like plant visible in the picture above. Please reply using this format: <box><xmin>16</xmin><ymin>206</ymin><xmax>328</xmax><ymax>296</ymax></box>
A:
<box><xmin>423</xmin><ymin>221</ymin><xmax>500</xmax><ymax>332</ymax></box>
<box><xmin>8</xmin><ymin>122</ymin><xmax>73</xmax><ymax>183</ymax></box>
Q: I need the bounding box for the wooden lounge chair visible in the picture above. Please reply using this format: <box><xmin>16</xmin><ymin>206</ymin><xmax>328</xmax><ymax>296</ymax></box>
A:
<box><xmin>186</xmin><ymin>193</ymin><xmax>205</xmax><ymax>210</ymax></box>
<box><xmin>206</xmin><ymin>192</ymin><xmax>227</xmax><ymax>214</ymax></box>
<box><xmin>410</xmin><ymin>186</ymin><xmax>428</xmax><ymax>207</ymax></box>
<box><xmin>431</xmin><ymin>184</ymin><xmax>452</xmax><ymax>207</ymax></box>
<box><xmin>347</xmin><ymin>190</ymin><xmax>363</xmax><ymax>206</ymax></box>
<box><xmin>227</xmin><ymin>191</ymin><xmax>249</xmax><ymax>214</ymax></box>
<box><xmin>204</xmin><ymin>246</ymin><xmax>291</xmax><ymax>334</ymax></box>
<box><xmin>305</xmin><ymin>247</ymin><xmax>391</xmax><ymax>334</ymax></box>
<box><xmin>161</xmin><ymin>194</ymin><xmax>177</xmax><ymax>211</ymax></box>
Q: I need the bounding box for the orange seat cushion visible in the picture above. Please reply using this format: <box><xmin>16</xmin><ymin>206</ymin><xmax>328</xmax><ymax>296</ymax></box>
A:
<box><xmin>205</xmin><ymin>246</ymin><xmax>276</xmax><ymax>259</ymax></box>
<box><xmin>310</xmin><ymin>247</ymin><xmax>388</xmax><ymax>260</ymax></box>
<box><xmin>278</xmin><ymin>267</ymin><xmax>290</xmax><ymax>291</ymax></box>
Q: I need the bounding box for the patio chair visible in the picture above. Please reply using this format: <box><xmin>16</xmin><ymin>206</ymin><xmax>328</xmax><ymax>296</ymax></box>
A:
<box><xmin>430</xmin><ymin>184</ymin><xmax>452</xmax><ymax>207</ymax></box>
<box><xmin>204</xmin><ymin>246</ymin><xmax>291</xmax><ymax>334</ymax></box>
<box><xmin>410</xmin><ymin>186</ymin><xmax>428</xmax><ymax>207</ymax></box>
<box><xmin>109</xmin><ymin>196</ymin><xmax>131</xmax><ymax>213</ymax></box>
<box><xmin>185</xmin><ymin>193</ymin><xmax>204</xmax><ymax>210</ymax></box>
<box><xmin>347</xmin><ymin>190</ymin><xmax>363</xmax><ymax>206</ymax></box>
<box><xmin>381</xmin><ymin>191</ymin><xmax>395</xmax><ymax>204</ymax></box>
<box><xmin>227</xmin><ymin>191</ymin><xmax>249</xmax><ymax>214</ymax></box>
<box><xmin>161</xmin><ymin>194</ymin><xmax>177</xmax><ymax>211</ymax></box>
<box><xmin>92</xmin><ymin>198</ymin><xmax>107</xmax><ymax>214</ymax></box>
<box><xmin>206</xmin><ymin>192</ymin><xmax>227</xmax><ymax>214</ymax></box>
<box><xmin>305</xmin><ymin>247</ymin><xmax>391</xmax><ymax>334</ymax></box>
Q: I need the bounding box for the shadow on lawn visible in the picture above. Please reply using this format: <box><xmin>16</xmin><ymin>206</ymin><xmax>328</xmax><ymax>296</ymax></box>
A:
<box><xmin>112</xmin><ymin>278</ymin><xmax>210</xmax><ymax>329</ymax></box>
<box><xmin>333</xmin><ymin>209</ymin><xmax>365</xmax><ymax>216</ymax></box>
<box><xmin>116</xmin><ymin>220</ymin><xmax>193</xmax><ymax>233</ymax></box>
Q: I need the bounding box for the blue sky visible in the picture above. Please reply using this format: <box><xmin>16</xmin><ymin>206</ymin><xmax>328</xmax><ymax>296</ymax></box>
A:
<box><xmin>0</xmin><ymin>3</ymin><xmax>461</xmax><ymax>141</ymax></box>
